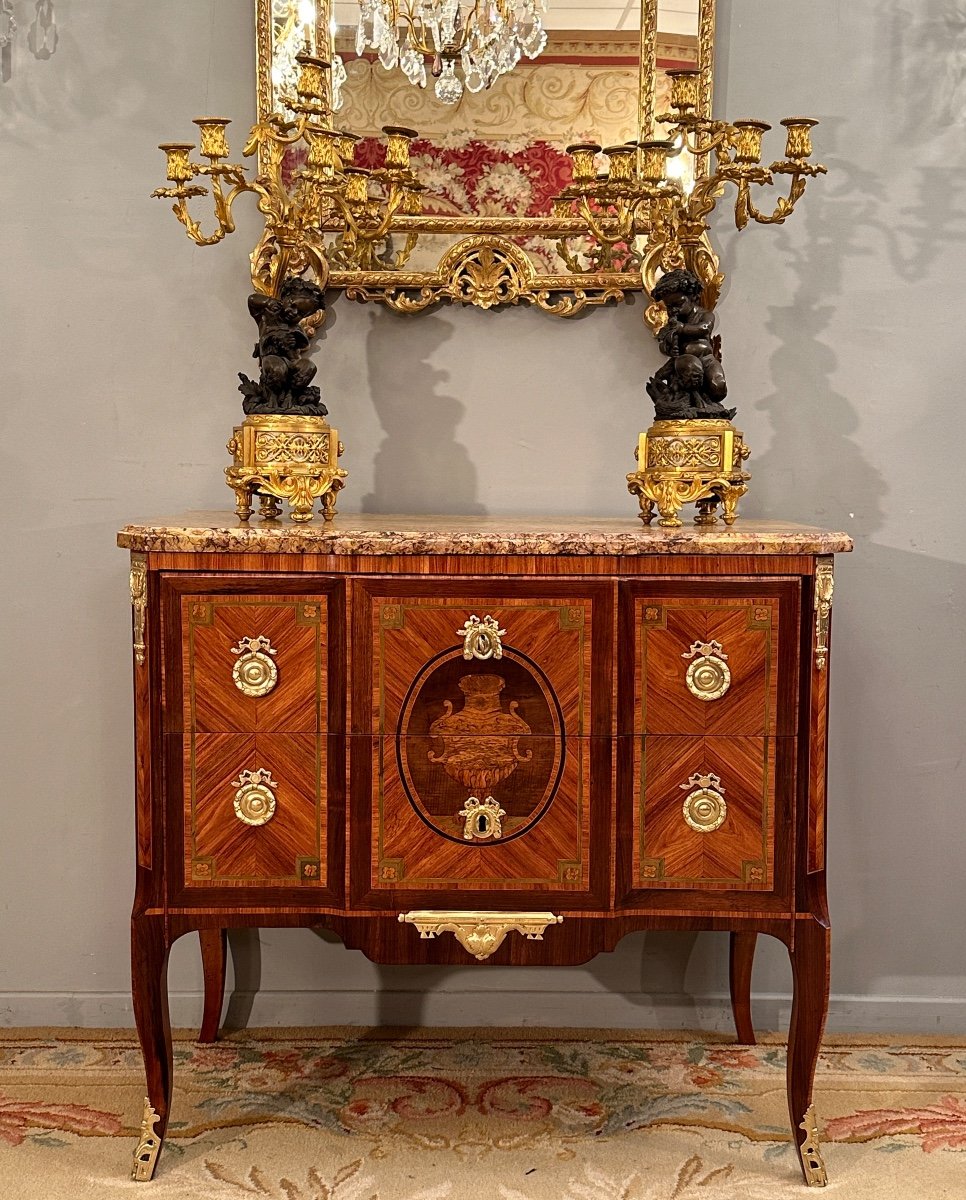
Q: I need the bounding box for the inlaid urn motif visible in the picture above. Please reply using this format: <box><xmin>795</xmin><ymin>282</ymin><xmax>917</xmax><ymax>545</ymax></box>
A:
<box><xmin>428</xmin><ymin>674</ymin><xmax>532</xmax><ymax>794</ymax></box>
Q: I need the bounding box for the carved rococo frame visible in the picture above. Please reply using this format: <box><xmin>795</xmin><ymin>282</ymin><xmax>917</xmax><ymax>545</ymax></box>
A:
<box><xmin>254</xmin><ymin>1</ymin><xmax>717</xmax><ymax>317</ymax></box>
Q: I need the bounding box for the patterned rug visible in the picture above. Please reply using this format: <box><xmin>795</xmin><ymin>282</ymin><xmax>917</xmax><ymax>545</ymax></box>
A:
<box><xmin>1</xmin><ymin>1028</ymin><xmax>964</xmax><ymax>1199</ymax></box>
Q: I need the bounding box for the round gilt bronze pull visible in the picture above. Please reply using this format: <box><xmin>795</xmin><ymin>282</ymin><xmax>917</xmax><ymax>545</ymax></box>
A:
<box><xmin>232</xmin><ymin>768</ymin><xmax>278</xmax><ymax>826</ymax></box>
<box><xmin>231</xmin><ymin>635</ymin><xmax>279</xmax><ymax>697</ymax></box>
<box><xmin>680</xmin><ymin>771</ymin><xmax>727</xmax><ymax>833</ymax></box>
<box><xmin>682</xmin><ymin>639</ymin><xmax>731</xmax><ymax>701</ymax></box>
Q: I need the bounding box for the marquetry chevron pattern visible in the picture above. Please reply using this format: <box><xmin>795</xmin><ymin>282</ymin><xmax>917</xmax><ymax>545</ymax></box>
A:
<box><xmin>187</xmin><ymin>732</ymin><xmax>324</xmax><ymax>887</ymax></box>
<box><xmin>185</xmin><ymin>598</ymin><xmax>326</xmax><ymax>734</ymax></box>
<box><xmin>635</xmin><ymin>735</ymin><xmax>775</xmax><ymax>891</ymax></box>
<box><xmin>636</xmin><ymin>597</ymin><xmax>777</xmax><ymax>736</ymax></box>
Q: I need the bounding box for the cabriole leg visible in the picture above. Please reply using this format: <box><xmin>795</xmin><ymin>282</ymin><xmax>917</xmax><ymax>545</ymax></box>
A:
<box><xmin>198</xmin><ymin>928</ymin><xmax>227</xmax><ymax>1044</ymax></box>
<box><xmin>786</xmin><ymin>918</ymin><xmax>831</xmax><ymax>1186</ymax></box>
<box><xmin>131</xmin><ymin>916</ymin><xmax>173</xmax><ymax>1181</ymax></box>
<box><xmin>729</xmin><ymin>931</ymin><xmax>757</xmax><ymax>1045</ymax></box>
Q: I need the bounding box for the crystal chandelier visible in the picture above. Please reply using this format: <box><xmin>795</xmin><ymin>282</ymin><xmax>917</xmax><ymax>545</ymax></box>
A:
<box><xmin>349</xmin><ymin>0</ymin><xmax>548</xmax><ymax>105</ymax></box>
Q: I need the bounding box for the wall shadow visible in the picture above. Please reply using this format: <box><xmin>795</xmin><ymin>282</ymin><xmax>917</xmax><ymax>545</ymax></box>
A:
<box><xmin>360</xmin><ymin>310</ymin><xmax>485</xmax><ymax>516</ymax></box>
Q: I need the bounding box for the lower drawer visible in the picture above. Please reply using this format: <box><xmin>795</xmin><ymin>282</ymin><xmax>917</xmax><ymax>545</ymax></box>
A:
<box><xmin>619</xmin><ymin>735</ymin><xmax>793</xmax><ymax>908</ymax></box>
<box><xmin>350</xmin><ymin>734</ymin><xmax>610</xmax><ymax>910</ymax></box>
<box><xmin>179</xmin><ymin>731</ymin><xmax>334</xmax><ymax>894</ymax></box>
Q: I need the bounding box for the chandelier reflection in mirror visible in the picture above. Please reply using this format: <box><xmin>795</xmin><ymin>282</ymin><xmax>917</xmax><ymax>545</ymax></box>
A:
<box><xmin>270</xmin><ymin>0</ymin><xmax>546</xmax><ymax>112</ymax></box>
<box><xmin>351</xmin><ymin>0</ymin><xmax>548</xmax><ymax>103</ymax></box>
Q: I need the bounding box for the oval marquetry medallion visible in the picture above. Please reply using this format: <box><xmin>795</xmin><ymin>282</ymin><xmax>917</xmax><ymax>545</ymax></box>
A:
<box><xmin>396</xmin><ymin>647</ymin><xmax>565</xmax><ymax>845</ymax></box>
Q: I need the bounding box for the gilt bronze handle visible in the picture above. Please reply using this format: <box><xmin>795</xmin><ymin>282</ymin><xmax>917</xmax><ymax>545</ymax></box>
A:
<box><xmin>232</xmin><ymin>768</ymin><xmax>278</xmax><ymax>826</ymax></box>
<box><xmin>682</xmin><ymin>639</ymin><xmax>731</xmax><ymax>700</ymax></box>
<box><xmin>680</xmin><ymin>772</ymin><xmax>727</xmax><ymax>832</ymax></box>
<box><xmin>231</xmin><ymin>635</ymin><xmax>278</xmax><ymax>696</ymax></box>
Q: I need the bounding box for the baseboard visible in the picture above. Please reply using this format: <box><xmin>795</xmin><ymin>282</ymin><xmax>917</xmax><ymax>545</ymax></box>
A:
<box><xmin>2</xmin><ymin>991</ymin><xmax>964</xmax><ymax>1033</ymax></box>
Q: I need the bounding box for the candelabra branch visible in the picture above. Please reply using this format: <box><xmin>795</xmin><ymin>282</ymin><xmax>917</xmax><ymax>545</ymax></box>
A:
<box><xmin>553</xmin><ymin>76</ymin><xmax>826</xmax><ymax>334</ymax></box>
<box><xmin>154</xmin><ymin>56</ymin><xmax>425</xmax><ymax>295</ymax></box>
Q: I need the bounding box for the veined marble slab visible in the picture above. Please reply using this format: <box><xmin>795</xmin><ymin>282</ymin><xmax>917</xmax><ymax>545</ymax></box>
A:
<box><xmin>118</xmin><ymin>513</ymin><xmax>853</xmax><ymax>556</ymax></box>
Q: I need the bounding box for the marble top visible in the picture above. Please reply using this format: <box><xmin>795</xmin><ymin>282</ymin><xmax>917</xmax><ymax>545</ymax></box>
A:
<box><xmin>118</xmin><ymin>513</ymin><xmax>852</xmax><ymax>556</ymax></box>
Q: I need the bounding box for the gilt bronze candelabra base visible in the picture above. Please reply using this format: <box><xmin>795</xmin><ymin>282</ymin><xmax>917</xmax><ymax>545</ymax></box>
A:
<box><xmin>225</xmin><ymin>414</ymin><xmax>347</xmax><ymax>524</ymax></box>
<box><xmin>626</xmin><ymin>419</ymin><xmax>751</xmax><ymax>529</ymax></box>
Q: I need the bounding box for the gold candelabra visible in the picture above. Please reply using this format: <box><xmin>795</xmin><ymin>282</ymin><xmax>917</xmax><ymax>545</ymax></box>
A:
<box><xmin>154</xmin><ymin>53</ymin><xmax>425</xmax><ymax>287</ymax></box>
<box><xmin>153</xmin><ymin>53</ymin><xmax>426</xmax><ymax>522</ymax></box>
<box><xmin>551</xmin><ymin>66</ymin><xmax>825</xmax><ymax>530</ymax></box>
<box><xmin>554</xmin><ymin>66</ymin><xmax>826</xmax><ymax>328</ymax></box>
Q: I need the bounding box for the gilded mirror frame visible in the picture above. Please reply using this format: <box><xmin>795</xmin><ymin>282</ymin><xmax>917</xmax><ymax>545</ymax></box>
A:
<box><xmin>254</xmin><ymin>1</ymin><xmax>716</xmax><ymax>316</ymax></box>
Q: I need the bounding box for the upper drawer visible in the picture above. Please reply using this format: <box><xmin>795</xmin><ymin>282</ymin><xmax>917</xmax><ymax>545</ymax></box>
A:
<box><xmin>351</xmin><ymin>578</ymin><xmax>613</xmax><ymax>740</ymax></box>
<box><xmin>621</xmin><ymin>580</ymin><xmax>801</xmax><ymax>736</ymax></box>
<box><xmin>161</xmin><ymin>577</ymin><xmax>343</xmax><ymax>735</ymax></box>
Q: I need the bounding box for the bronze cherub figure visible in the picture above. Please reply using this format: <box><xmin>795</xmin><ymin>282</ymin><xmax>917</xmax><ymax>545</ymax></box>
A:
<box><xmin>238</xmin><ymin>276</ymin><xmax>327</xmax><ymax>417</ymax></box>
<box><xmin>646</xmin><ymin>269</ymin><xmax>735</xmax><ymax>421</ymax></box>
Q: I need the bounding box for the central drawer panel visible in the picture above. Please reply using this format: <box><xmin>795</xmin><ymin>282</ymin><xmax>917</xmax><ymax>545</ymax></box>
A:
<box><xmin>349</xmin><ymin>579</ymin><xmax>613</xmax><ymax>908</ymax></box>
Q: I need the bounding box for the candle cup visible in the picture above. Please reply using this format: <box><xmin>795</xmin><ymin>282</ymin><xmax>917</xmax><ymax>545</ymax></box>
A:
<box><xmin>295</xmin><ymin>53</ymin><xmax>330</xmax><ymax>104</ymax></box>
<box><xmin>637</xmin><ymin>139</ymin><xmax>673</xmax><ymax>184</ymax></box>
<box><xmin>603</xmin><ymin>145</ymin><xmax>636</xmax><ymax>184</ymax></box>
<box><xmin>566</xmin><ymin>143</ymin><xmax>602</xmax><ymax>186</ymax></box>
<box><xmin>781</xmin><ymin>117</ymin><xmax>818</xmax><ymax>161</ymax></box>
<box><xmin>666</xmin><ymin>68</ymin><xmax>701</xmax><ymax>113</ymax></box>
<box><xmin>336</xmin><ymin>131</ymin><xmax>361</xmax><ymax>165</ymax></box>
<box><xmin>382</xmin><ymin>126</ymin><xmax>419</xmax><ymax>170</ymax></box>
<box><xmin>192</xmin><ymin>117</ymin><xmax>231</xmax><ymax>160</ymax></box>
<box><xmin>306</xmin><ymin>127</ymin><xmax>342</xmax><ymax>177</ymax></box>
<box><xmin>732</xmin><ymin>119</ymin><xmax>771</xmax><ymax>165</ymax></box>
<box><xmin>403</xmin><ymin>183</ymin><xmax>425</xmax><ymax>215</ymax></box>
<box><xmin>159</xmin><ymin>142</ymin><xmax>196</xmax><ymax>183</ymax></box>
<box><xmin>343</xmin><ymin>166</ymin><xmax>370</xmax><ymax>205</ymax></box>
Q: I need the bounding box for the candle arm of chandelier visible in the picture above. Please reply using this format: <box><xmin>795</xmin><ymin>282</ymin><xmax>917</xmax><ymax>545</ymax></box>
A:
<box><xmin>323</xmin><ymin>182</ymin><xmax>408</xmax><ymax>247</ymax></box>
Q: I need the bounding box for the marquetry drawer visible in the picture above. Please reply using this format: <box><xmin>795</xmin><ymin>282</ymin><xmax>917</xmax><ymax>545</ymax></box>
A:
<box><xmin>184</xmin><ymin>732</ymin><xmax>328</xmax><ymax>889</ymax></box>
<box><xmin>619</xmin><ymin>729</ymin><xmax>792</xmax><ymax>907</ymax></box>
<box><xmin>622</xmin><ymin>580</ymin><xmax>800</xmax><ymax>736</ymax></box>
<box><xmin>172</xmin><ymin>590</ymin><xmax>330</xmax><ymax>735</ymax></box>
<box><xmin>352</xmin><ymin>579</ymin><xmax>611</xmax><ymax>740</ymax></box>
<box><xmin>354</xmin><ymin>732</ymin><xmax>600</xmax><ymax>903</ymax></box>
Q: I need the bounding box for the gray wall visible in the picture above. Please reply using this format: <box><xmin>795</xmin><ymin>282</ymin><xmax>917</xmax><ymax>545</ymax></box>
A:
<box><xmin>1</xmin><ymin>0</ymin><xmax>962</xmax><ymax>1032</ymax></box>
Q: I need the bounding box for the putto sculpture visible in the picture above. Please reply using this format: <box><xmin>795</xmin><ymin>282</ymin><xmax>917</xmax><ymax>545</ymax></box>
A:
<box><xmin>627</xmin><ymin>269</ymin><xmax>750</xmax><ymax>530</ymax></box>
<box><xmin>646</xmin><ymin>269</ymin><xmax>735</xmax><ymax>422</ymax></box>
<box><xmin>238</xmin><ymin>277</ymin><xmax>328</xmax><ymax>417</ymax></box>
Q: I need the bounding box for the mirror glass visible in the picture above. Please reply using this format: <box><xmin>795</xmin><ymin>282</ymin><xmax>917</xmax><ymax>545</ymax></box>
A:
<box><xmin>266</xmin><ymin>2</ymin><xmax>704</xmax><ymax>281</ymax></box>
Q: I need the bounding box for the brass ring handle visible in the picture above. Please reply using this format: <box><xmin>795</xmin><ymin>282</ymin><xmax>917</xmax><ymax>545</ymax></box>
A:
<box><xmin>232</xmin><ymin>768</ymin><xmax>278</xmax><ymax>826</ymax></box>
<box><xmin>458</xmin><ymin>615</ymin><xmax>507</xmax><ymax>660</ymax></box>
<box><xmin>680</xmin><ymin>771</ymin><xmax>727</xmax><ymax>833</ymax></box>
<box><xmin>681</xmin><ymin>639</ymin><xmax>731</xmax><ymax>701</ymax></box>
<box><xmin>231</xmin><ymin>635</ymin><xmax>279</xmax><ymax>696</ymax></box>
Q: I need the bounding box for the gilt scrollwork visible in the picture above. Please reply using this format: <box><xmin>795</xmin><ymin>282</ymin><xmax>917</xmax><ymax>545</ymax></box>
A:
<box><xmin>398</xmin><ymin>910</ymin><xmax>563</xmax><ymax>961</ymax></box>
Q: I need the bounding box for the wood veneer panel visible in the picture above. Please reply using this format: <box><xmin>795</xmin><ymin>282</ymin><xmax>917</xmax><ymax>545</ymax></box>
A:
<box><xmin>617</xmin><ymin>734</ymin><xmax>795</xmax><ymax>913</ymax></box>
<box><xmin>620</xmin><ymin>579</ymin><xmax>801</xmax><ymax>737</ymax></box>
<box><xmin>351</xmin><ymin>735</ymin><xmax>612</xmax><ymax>910</ymax></box>
<box><xmin>187</xmin><ymin>732</ymin><xmax>324</xmax><ymax>888</ymax></box>
<box><xmin>635</xmin><ymin>736</ymin><xmax>776</xmax><ymax>891</ymax></box>
<box><xmin>148</xmin><ymin>552</ymin><xmax>818</xmax><ymax>577</ymax></box>
<box><xmin>184</xmin><ymin>597</ymin><xmax>324</xmax><ymax>735</ymax></box>
<box><xmin>370</xmin><ymin>734</ymin><xmax>591</xmax><ymax>894</ymax></box>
